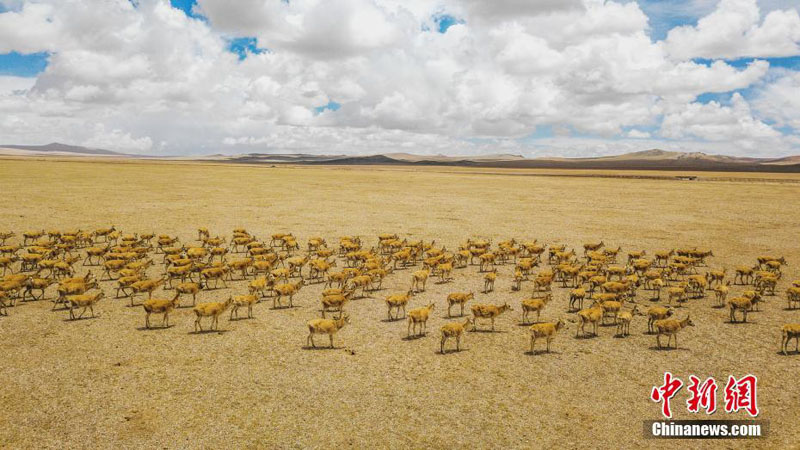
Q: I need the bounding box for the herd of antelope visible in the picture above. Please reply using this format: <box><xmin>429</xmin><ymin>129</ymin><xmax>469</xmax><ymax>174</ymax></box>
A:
<box><xmin>1</xmin><ymin>228</ymin><xmax>798</xmax><ymax>355</ymax></box>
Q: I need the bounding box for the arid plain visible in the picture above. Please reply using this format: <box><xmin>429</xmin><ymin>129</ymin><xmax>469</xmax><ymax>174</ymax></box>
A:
<box><xmin>0</xmin><ymin>158</ymin><xmax>799</xmax><ymax>448</ymax></box>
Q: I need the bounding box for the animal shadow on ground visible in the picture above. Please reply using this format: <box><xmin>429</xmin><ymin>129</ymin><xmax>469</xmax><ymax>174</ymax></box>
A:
<box><xmin>380</xmin><ymin>317</ymin><xmax>404</xmax><ymax>323</ymax></box>
<box><xmin>574</xmin><ymin>334</ymin><xmax>598</xmax><ymax>340</ymax></box>
<box><xmin>302</xmin><ymin>345</ymin><xmax>339</xmax><ymax>350</ymax></box>
<box><xmin>189</xmin><ymin>329</ymin><xmax>230</xmax><ymax>335</ymax></box>
<box><xmin>136</xmin><ymin>324</ymin><xmax>174</xmax><ymax>331</ymax></box>
<box><xmin>269</xmin><ymin>305</ymin><xmax>299</xmax><ymax>311</ymax></box>
<box><xmin>648</xmin><ymin>346</ymin><xmax>689</xmax><ymax>351</ymax></box>
<box><xmin>229</xmin><ymin>317</ymin><xmax>255</xmax><ymax>322</ymax></box>
<box><xmin>402</xmin><ymin>333</ymin><xmax>426</xmax><ymax>341</ymax></box>
<box><xmin>525</xmin><ymin>350</ymin><xmax>560</xmax><ymax>356</ymax></box>
<box><xmin>438</xmin><ymin>348</ymin><xmax>468</xmax><ymax>355</ymax></box>
<box><xmin>63</xmin><ymin>315</ymin><xmax>98</xmax><ymax>322</ymax></box>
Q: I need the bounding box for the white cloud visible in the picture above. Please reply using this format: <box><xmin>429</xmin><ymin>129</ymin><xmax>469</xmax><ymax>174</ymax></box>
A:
<box><xmin>626</xmin><ymin>129</ymin><xmax>652</xmax><ymax>138</ymax></box>
<box><xmin>660</xmin><ymin>93</ymin><xmax>784</xmax><ymax>154</ymax></box>
<box><xmin>664</xmin><ymin>0</ymin><xmax>800</xmax><ymax>59</ymax></box>
<box><xmin>0</xmin><ymin>0</ymin><xmax>797</xmax><ymax>156</ymax></box>
<box><xmin>752</xmin><ymin>70</ymin><xmax>800</xmax><ymax>130</ymax></box>
<box><xmin>82</xmin><ymin>125</ymin><xmax>153</xmax><ymax>154</ymax></box>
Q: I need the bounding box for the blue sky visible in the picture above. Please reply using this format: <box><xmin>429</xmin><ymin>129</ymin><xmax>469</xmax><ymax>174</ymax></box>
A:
<box><xmin>0</xmin><ymin>51</ymin><xmax>49</xmax><ymax>77</ymax></box>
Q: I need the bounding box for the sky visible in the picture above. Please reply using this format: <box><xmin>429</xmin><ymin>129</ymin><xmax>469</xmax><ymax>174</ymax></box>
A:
<box><xmin>0</xmin><ymin>0</ymin><xmax>799</xmax><ymax>157</ymax></box>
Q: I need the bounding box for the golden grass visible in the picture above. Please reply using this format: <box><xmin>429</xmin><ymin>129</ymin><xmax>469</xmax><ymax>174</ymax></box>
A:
<box><xmin>0</xmin><ymin>158</ymin><xmax>799</xmax><ymax>448</ymax></box>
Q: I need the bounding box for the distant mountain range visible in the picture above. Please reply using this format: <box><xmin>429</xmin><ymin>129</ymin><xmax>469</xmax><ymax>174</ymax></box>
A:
<box><xmin>2</xmin><ymin>142</ymin><xmax>800</xmax><ymax>172</ymax></box>
<box><xmin>0</xmin><ymin>142</ymin><xmax>126</xmax><ymax>156</ymax></box>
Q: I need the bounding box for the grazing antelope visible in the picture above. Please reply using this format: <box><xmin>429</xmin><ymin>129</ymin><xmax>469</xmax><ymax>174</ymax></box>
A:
<box><xmin>129</xmin><ymin>278</ymin><xmax>166</xmax><ymax>306</ymax></box>
<box><xmin>22</xmin><ymin>277</ymin><xmax>55</xmax><ymax>301</ymax></box>
<box><xmin>54</xmin><ymin>279</ymin><xmax>98</xmax><ymax>310</ymax></box>
<box><xmin>734</xmin><ymin>265</ymin><xmax>758</xmax><ymax>285</ymax></box>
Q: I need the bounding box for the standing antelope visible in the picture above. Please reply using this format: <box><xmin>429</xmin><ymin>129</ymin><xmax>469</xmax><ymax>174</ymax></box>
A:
<box><xmin>67</xmin><ymin>291</ymin><xmax>105</xmax><ymax>320</ymax></box>
<box><xmin>654</xmin><ymin>314</ymin><xmax>694</xmax><ymax>349</ymax></box>
<box><xmin>440</xmin><ymin>317</ymin><xmax>473</xmax><ymax>353</ymax></box>
<box><xmin>471</xmin><ymin>303</ymin><xmax>513</xmax><ymax>331</ymax></box>
<box><xmin>529</xmin><ymin>319</ymin><xmax>566</xmax><ymax>353</ymax></box>
<box><xmin>386</xmin><ymin>290</ymin><xmax>414</xmax><ymax>320</ymax></box>
<box><xmin>143</xmin><ymin>293</ymin><xmax>181</xmax><ymax>328</ymax></box>
<box><xmin>446</xmin><ymin>292</ymin><xmax>474</xmax><ymax>317</ymax></box>
<box><xmin>193</xmin><ymin>297</ymin><xmax>233</xmax><ymax>332</ymax></box>
<box><xmin>307</xmin><ymin>314</ymin><xmax>350</xmax><ymax>348</ymax></box>
<box><xmin>407</xmin><ymin>303</ymin><xmax>435</xmax><ymax>337</ymax></box>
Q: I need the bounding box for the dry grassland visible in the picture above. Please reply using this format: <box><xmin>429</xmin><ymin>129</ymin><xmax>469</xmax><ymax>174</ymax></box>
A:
<box><xmin>0</xmin><ymin>158</ymin><xmax>799</xmax><ymax>448</ymax></box>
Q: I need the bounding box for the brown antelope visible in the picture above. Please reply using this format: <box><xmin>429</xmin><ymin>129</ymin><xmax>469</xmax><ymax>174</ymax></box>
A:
<box><xmin>230</xmin><ymin>294</ymin><xmax>259</xmax><ymax>320</ymax></box>
<box><xmin>410</xmin><ymin>269</ymin><xmax>430</xmax><ymax>293</ymax></box>
<box><xmin>483</xmin><ymin>268</ymin><xmax>498</xmax><ymax>293</ymax></box>
<box><xmin>67</xmin><ymin>291</ymin><xmax>105</xmax><ymax>320</ymax></box>
<box><xmin>521</xmin><ymin>294</ymin><xmax>551</xmax><ymax>324</ymax></box>
<box><xmin>143</xmin><ymin>293</ymin><xmax>181</xmax><ymax>328</ymax></box>
<box><xmin>273</xmin><ymin>280</ymin><xmax>303</xmax><ymax>308</ymax></box>
<box><xmin>446</xmin><ymin>292</ymin><xmax>474</xmax><ymax>317</ymax></box>
<box><xmin>440</xmin><ymin>317</ymin><xmax>473</xmax><ymax>353</ymax></box>
<box><xmin>471</xmin><ymin>303</ymin><xmax>513</xmax><ymax>331</ymax></box>
<box><xmin>386</xmin><ymin>290</ymin><xmax>414</xmax><ymax>320</ymax></box>
<box><xmin>193</xmin><ymin>297</ymin><xmax>234</xmax><ymax>331</ymax></box>
<box><xmin>321</xmin><ymin>289</ymin><xmax>354</xmax><ymax>318</ymax></box>
<box><xmin>407</xmin><ymin>303</ymin><xmax>435</xmax><ymax>337</ymax></box>
<box><xmin>781</xmin><ymin>324</ymin><xmax>800</xmax><ymax>355</ymax></box>
<box><xmin>307</xmin><ymin>314</ymin><xmax>350</xmax><ymax>348</ymax></box>
<box><xmin>577</xmin><ymin>302</ymin><xmax>603</xmax><ymax>338</ymax></box>
<box><xmin>529</xmin><ymin>319</ymin><xmax>565</xmax><ymax>353</ymax></box>
<box><xmin>654</xmin><ymin>315</ymin><xmax>694</xmax><ymax>349</ymax></box>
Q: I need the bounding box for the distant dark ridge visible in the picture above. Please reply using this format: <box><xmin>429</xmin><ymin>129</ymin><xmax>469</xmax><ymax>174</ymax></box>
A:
<box><xmin>223</xmin><ymin>153</ymin><xmax>800</xmax><ymax>173</ymax></box>
<box><xmin>1</xmin><ymin>142</ymin><xmax>124</xmax><ymax>156</ymax></box>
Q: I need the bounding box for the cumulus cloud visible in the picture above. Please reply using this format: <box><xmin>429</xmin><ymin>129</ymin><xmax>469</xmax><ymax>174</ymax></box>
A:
<box><xmin>664</xmin><ymin>0</ymin><xmax>800</xmax><ymax>59</ymax></box>
<box><xmin>0</xmin><ymin>0</ymin><xmax>797</xmax><ymax>156</ymax></box>
<box><xmin>82</xmin><ymin>125</ymin><xmax>153</xmax><ymax>154</ymax></box>
<box><xmin>752</xmin><ymin>70</ymin><xmax>800</xmax><ymax>130</ymax></box>
<box><xmin>660</xmin><ymin>93</ymin><xmax>785</xmax><ymax>153</ymax></box>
